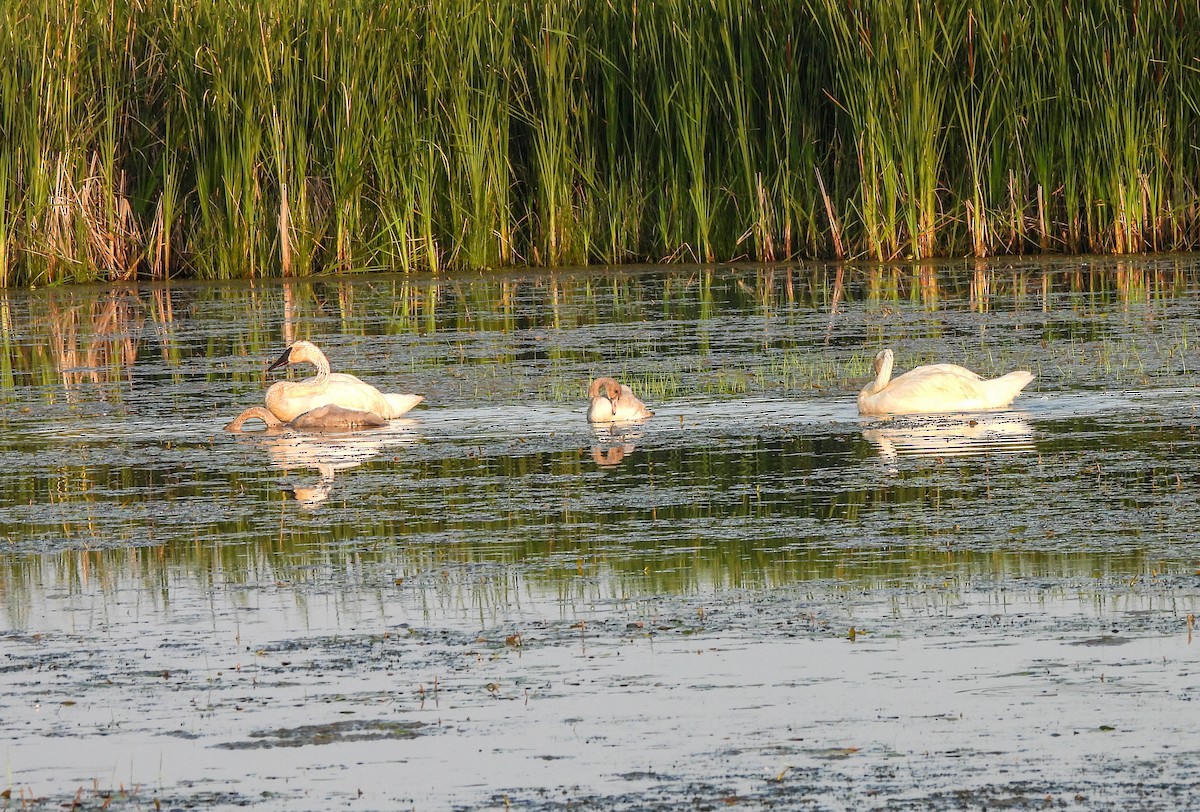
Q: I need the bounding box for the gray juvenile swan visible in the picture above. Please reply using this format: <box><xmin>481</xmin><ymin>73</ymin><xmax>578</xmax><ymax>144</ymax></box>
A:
<box><xmin>225</xmin><ymin>404</ymin><xmax>387</xmax><ymax>433</ymax></box>
<box><xmin>264</xmin><ymin>340</ymin><xmax>423</xmax><ymax>422</ymax></box>
<box><xmin>858</xmin><ymin>349</ymin><xmax>1034</xmax><ymax>416</ymax></box>
<box><xmin>586</xmin><ymin>376</ymin><xmax>654</xmax><ymax>423</ymax></box>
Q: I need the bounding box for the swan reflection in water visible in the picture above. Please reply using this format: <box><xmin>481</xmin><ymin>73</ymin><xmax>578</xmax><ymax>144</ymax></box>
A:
<box><xmin>226</xmin><ymin>412</ymin><xmax>420</xmax><ymax>508</ymax></box>
<box><xmin>862</xmin><ymin>412</ymin><xmax>1035</xmax><ymax>464</ymax></box>
<box><xmin>590</xmin><ymin>425</ymin><xmax>643</xmax><ymax>468</ymax></box>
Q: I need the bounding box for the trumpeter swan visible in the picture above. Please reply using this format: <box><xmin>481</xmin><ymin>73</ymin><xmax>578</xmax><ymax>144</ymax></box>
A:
<box><xmin>264</xmin><ymin>340</ymin><xmax>424</xmax><ymax>422</ymax></box>
<box><xmin>857</xmin><ymin>349</ymin><xmax>1034</xmax><ymax>416</ymax></box>
<box><xmin>225</xmin><ymin>404</ymin><xmax>387</xmax><ymax>433</ymax></box>
<box><xmin>587</xmin><ymin>377</ymin><xmax>654</xmax><ymax>423</ymax></box>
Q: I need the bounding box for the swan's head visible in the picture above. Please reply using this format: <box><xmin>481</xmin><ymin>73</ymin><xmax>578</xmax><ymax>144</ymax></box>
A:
<box><xmin>268</xmin><ymin>340</ymin><xmax>323</xmax><ymax>372</ymax></box>
<box><xmin>874</xmin><ymin>348</ymin><xmax>894</xmax><ymax>374</ymax></box>
<box><xmin>869</xmin><ymin>349</ymin><xmax>896</xmax><ymax>390</ymax></box>
<box><xmin>586</xmin><ymin>377</ymin><xmax>621</xmax><ymax>422</ymax></box>
<box><xmin>588</xmin><ymin>377</ymin><xmax>622</xmax><ymax>401</ymax></box>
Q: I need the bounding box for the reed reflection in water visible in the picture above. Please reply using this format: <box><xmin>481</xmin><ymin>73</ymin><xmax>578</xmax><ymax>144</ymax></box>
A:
<box><xmin>0</xmin><ymin>257</ymin><xmax>1195</xmax><ymax>399</ymax></box>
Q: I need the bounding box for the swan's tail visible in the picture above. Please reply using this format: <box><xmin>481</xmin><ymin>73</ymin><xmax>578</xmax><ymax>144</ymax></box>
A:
<box><xmin>383</xmin><ymin>393</ymin><xmax>425</xmax><ymax>418</ymax></box>
<box><xmin>988</xmin><ymin>370</ymin><xmax>1035</xmax><ymax>405</ymax></box>
<box><xmin>1001</xmin><ymin>370</ymin><xmax>1035</xmax><ymax>390</ymax></box>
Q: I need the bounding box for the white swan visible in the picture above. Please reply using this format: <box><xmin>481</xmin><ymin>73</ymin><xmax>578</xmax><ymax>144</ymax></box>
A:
<box><xmin>264</xmin><ymin>340</ymin><xmax>424</xmax><ymax>422</ymax></box>
<box><xmin>857</xmin><ymin>349</ymin><xmax>1034</xmax><ymax>416</ymax></box>
<box><xmin>225</xmin><ymin>404</ymin><xmax>387</xmax><ymax>433</ymax></box>
<box><xmin>587</xmin><ymin>377</ymin><xmax>654</xmax><ymax>423</ymax></box>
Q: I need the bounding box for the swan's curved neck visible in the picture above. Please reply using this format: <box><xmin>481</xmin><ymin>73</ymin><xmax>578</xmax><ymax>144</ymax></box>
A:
<box><xmin>226</xmin><ymin>406</ymin><xmax>284</xmax><ymax>431</ymax></box>
<box><xmin>303</xmin><ymin>348</ymin><xmax>331</xmax><ymax>379</ymax></box>
<box><xmin>589</xmin><ymin>377</ymin><xmax>619</xmax><ymax>400</ymax></box>
<box><xmin>870</xmin><ymin>353</ymin><xmax>894</xmax><ymax>394</ymax></box>
<box><xmin>283</xmin><ymin>346</ymin><xmax>331</xmax><ymax>394</ymax></box>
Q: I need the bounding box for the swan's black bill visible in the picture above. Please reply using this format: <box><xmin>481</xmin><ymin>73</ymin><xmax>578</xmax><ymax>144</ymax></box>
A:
<box><xmin>266</xmin><ymin>346</ymin><xmax>293</xmax><ymax>372</ymax></box>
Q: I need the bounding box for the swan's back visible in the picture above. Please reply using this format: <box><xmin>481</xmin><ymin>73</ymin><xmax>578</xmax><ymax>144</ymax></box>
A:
<box><xmin>267</xmin><ymin>371</ymin><xmax>422</xmax><ymax>421</ymax></box>
<box><xmin>290</xmin><ymin>404</ymin><xmax>388</xmax><ymax>430</ymax></box>
<box><xmin>320</xmin><ymin>375</ymin><xmax>423</xmax><ymax>418</ymax></box>
<box><xmin>612</xmin><ymin>384</ymin><xmax>654</xmax><ymax>421</ymax></box>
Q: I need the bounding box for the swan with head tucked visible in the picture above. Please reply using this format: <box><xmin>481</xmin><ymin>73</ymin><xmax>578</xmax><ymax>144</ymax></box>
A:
<box><xmin>225</xmin><ymin>404</ymin><xmax>387</xmax><ymax>433</ymax></box>
<box><xmin>857</xmin><ymin>349</ymin><xmax>1034</xmax><ymax>416</ymax></box>
<box><xmin>587</xmin><ymin>376</ymin><xmax>654</xmax><ymax>423</ymax></box>
<box><xmin>263</xmin><ymin>340</ymin><xmax>424</xmax><ymax>422</ymax></box>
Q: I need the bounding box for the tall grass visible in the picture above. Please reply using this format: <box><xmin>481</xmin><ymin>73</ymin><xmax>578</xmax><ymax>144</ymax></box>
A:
<box><xmin>1</xmin><ymin>0</ymin><xmax>1199</xmax><ymax>286</ymax></box>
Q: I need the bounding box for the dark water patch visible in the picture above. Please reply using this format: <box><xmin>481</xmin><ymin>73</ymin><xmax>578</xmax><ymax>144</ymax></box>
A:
<box><xmin>0</xmin><ymin>788</ymin><xmax>258</xmax><ymax>811</ymax></box>
<box><xmin>1071</xmin><ymin>635</ymin><xmax>1133</xmax><ymax>647</ymax></box>
<box><xmin>218</xmin><ymin>719</ymin><xmax>425</xmax><ymax>749</ymax></box>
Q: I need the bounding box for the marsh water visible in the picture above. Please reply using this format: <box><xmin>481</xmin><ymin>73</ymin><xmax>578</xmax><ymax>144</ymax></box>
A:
<box><xmin>3</xmin><ymin>258</ymin><xmax>1200</xmax><ymax>809</ymax></box>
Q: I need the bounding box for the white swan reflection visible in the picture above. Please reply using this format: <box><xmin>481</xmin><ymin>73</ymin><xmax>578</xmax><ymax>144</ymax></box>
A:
<box><xmin>229</xmin><ymin>419</ymin><xmax>420</xmax><ymax>508</ymax></box>
<box><xmin>862</xmin><ymin>413</ymin><xmax>1035</xmax><ymax>463</ymax></box>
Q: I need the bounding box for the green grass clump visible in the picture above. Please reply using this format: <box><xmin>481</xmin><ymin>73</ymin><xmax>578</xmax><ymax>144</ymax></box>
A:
<box><xmin>2</xmin><ymin>0</ymin><xmax>1200</xmax><ymax>286</ymax></box>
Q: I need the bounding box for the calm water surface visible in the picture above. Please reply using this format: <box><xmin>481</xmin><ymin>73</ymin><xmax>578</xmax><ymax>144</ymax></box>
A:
<box><xmin>2</xmin><ymin>258</ymin><xmax>1200</xmax><ymax>809</ymax></box>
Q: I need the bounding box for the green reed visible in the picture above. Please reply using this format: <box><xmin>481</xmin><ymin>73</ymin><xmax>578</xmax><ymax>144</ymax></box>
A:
<box><xmin>2</xmin><ymin>0</ymin><xmax>1200</xmax><ymax>287</ymax></box>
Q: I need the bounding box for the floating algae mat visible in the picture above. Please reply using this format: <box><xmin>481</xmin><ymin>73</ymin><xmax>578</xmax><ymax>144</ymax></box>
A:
<box><xmin>2</xmin><ymin>258</ymin><xmax>1200</xmax><ymax>808</ymax></box>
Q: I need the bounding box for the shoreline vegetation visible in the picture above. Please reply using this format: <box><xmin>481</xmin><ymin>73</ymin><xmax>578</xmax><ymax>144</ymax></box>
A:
<box><xmin>1</xmin><ymin>0</ymin><xmax>1198</xmax><ymax>287</ymax></box>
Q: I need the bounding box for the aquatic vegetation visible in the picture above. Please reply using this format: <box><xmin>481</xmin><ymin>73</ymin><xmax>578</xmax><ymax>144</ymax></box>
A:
<box><xmin>1</xmin><ymin>1</ymin><xmax>1200</xmax><ymax>285</ymax></box>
